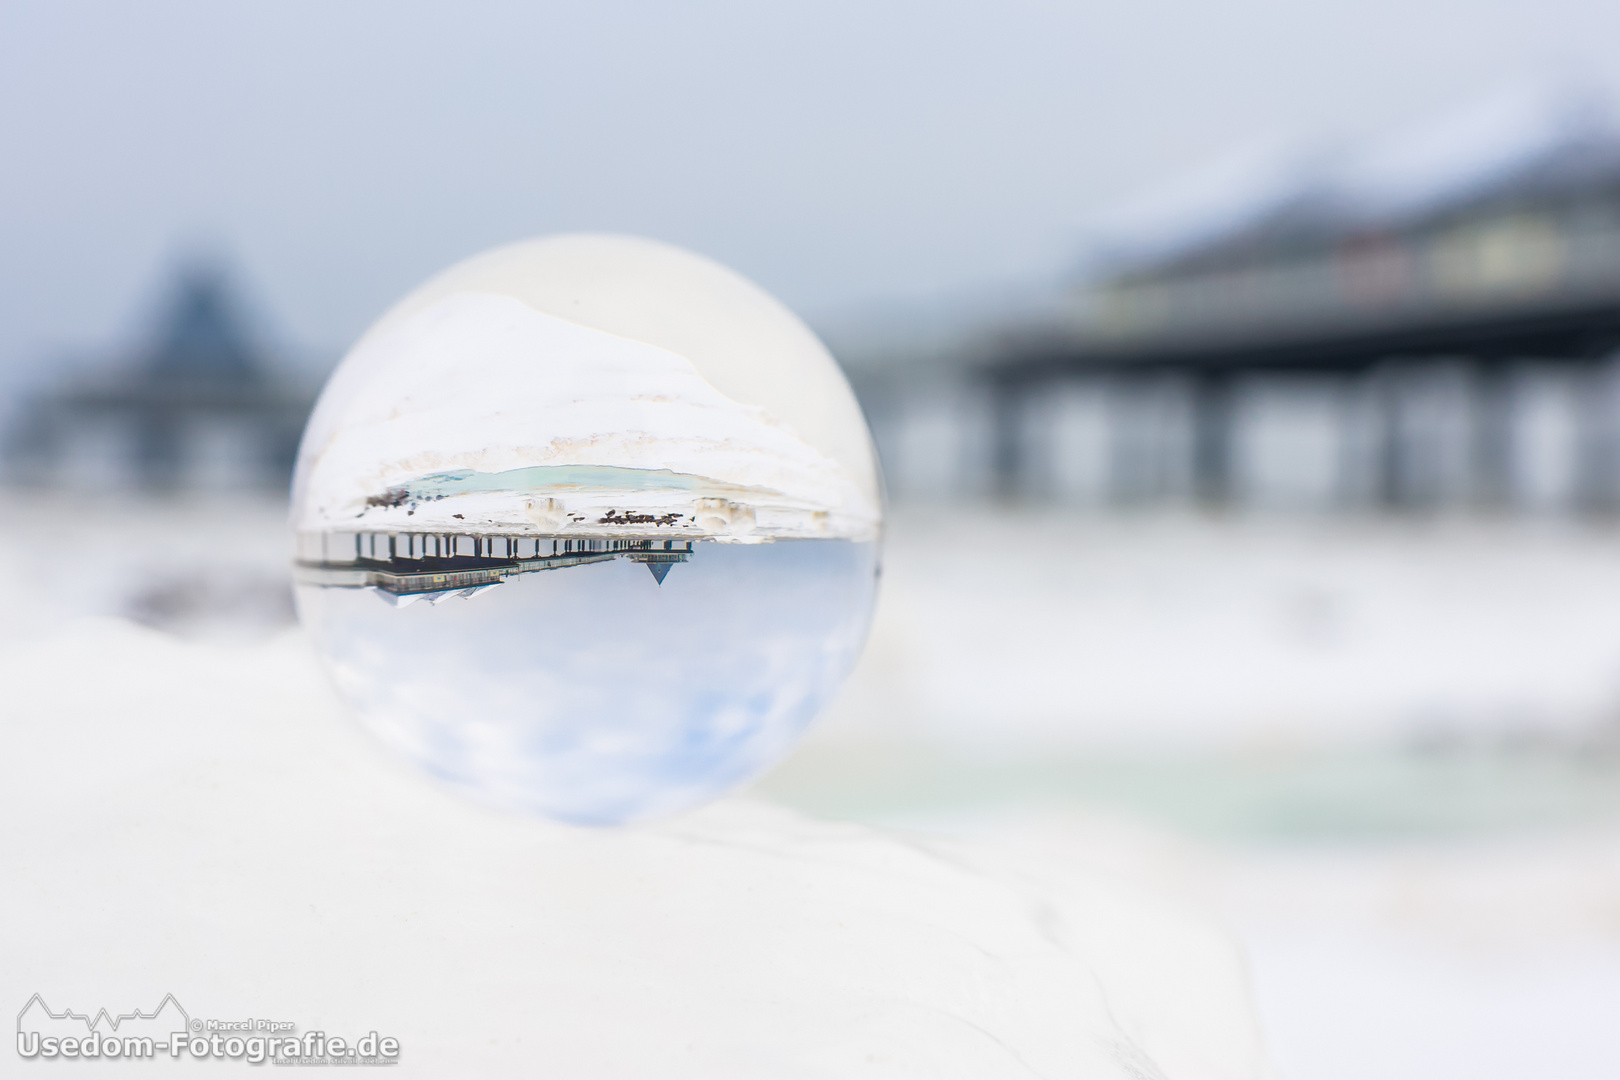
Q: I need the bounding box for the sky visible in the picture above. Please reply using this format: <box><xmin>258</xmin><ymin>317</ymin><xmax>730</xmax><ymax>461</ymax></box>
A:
<box><xmin>3</xmin><ymin>0</ymin><xmax>1620</xmax><ymax>379</ymax></box>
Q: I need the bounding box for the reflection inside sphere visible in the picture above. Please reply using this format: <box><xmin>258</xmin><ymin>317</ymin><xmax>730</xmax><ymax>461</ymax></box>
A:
<box><xmin>295</xmin><ymin>533</ymin><xmax>876</xmax><ymax>825</ymax></box>
<box><xmin>290</xmin><ymin>236</ymin><xmax>884</xmax><ymax>824</ymax></box>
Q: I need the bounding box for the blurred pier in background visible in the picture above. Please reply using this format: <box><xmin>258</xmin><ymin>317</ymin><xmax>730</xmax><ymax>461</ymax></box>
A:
<box><xmin>851</xmin><ymin>84</ymin><xmax>1620</xmax><ymax>514</ymax></box>
<box><xmin>11</xmin><ymin>88</ymin><xmax>1620</xmax><ymax>520</ymax></box>
<box><xmin>1</xmin><ymin>262</ymin><xmax>317</xmax><ymax>493</ymax></box>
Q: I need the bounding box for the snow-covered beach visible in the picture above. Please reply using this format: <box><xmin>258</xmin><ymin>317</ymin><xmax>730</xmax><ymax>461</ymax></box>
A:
<box><xmin>4</xmin><ymin>492</ymin><xmax>1619</xmax><ymax>1077</ymax></box>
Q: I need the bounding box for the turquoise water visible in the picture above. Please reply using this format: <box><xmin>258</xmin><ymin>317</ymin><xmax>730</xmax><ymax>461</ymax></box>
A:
<box><xmin>757</xmin><ymin>742</ymin><xmax>1620</xmax><ymax>840</ymax></box>
<box><xmin>398</xmin><ymin>464</ymin><xmax>774</xmax><ymax>498</ymax></box>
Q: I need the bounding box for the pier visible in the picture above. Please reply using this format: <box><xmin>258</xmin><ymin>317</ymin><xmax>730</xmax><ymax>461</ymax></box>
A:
<box><xmin>293</xmin><ymin>532</ymin><xmax>696</xmax><ymax>596</ymax></box>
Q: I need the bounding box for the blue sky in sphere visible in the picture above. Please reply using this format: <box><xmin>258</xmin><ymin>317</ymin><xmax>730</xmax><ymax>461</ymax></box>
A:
<box><xmin>299</xmin><ymin>539</ymin><xmax>878</xmax><ymax>823</ymax></box>
<box><xmin>2</xmin><ymin>0</ymin><xmax>1619</xmax><ymax>383</ymax></box>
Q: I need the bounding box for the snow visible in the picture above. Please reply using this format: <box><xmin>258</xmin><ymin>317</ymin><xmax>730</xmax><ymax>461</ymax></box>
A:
<box><xmin>295</xmin><ymin>293</ymin><xmax>877</xmax><ymax>540</ymax></box>
<box><xmin>1081</xmin><ymin>79</ymin><xmax>1620</xmax><ymax>275</ymax></box>
<box><xmin>1329</xmin><ymin>79</ymin><xmax>1617</xmax><ymax>226</ymax></box>
<box><xmin>1221</xmin><ymin>830</ymin><xmax>1620</xmax><ymax>1080</ymax></box>
<box><xmin>295</xmin><ymin>235</ymin><xmax>881</xmax><ymax>541</ymax></box>
<box><xmin>812</xmin><ymin>507</ymin><xmax>1620</xmax><ymax>753</ymax></box>
<box><xmin>1079</xmin><ymin>136</ymin><xmax>1327</xmax><ymax>274</ymax></box>
<box><xmin>772</xmin><ymin>506</ymin><xmax>1620</xmax><ymax>1080</ymax></box>
<box><xmin>0</xmin><ymin>617</ymin><xmax>1265</xmax><ymax>1079</ymax></box>
<box><xmin>7</xmin><ymin>491</ymin><xmax>1620</xmax><ymax>1077</ymax></box>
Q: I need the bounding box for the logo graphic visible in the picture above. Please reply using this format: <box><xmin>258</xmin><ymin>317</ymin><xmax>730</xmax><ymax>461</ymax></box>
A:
<box><xmin>16</xmin><ymin>994</ymin><xmax>400</xmax><ymax>1065</ymax></box>
<box><xmin>16</xmin><ymin>994</ymin><xmax>190</xmax><ymax>1059</ymax></box>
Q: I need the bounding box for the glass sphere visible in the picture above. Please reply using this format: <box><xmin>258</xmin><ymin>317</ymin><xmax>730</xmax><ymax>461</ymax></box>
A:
<box><xmin>291</xmin><ymin>235</ymin><xmax>882</xmax><ymax>825</ymax></box>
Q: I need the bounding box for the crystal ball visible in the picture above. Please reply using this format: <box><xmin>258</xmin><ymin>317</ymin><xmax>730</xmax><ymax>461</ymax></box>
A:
<box><xmin>291</xmin><ymin>235</ymin><xmax>882</xmax><ymax>824</ymax></box>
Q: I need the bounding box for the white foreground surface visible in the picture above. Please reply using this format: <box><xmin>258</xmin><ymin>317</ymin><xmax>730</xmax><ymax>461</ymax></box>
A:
<box><xmin>6</xmin><ymin>493</ymin><xmax>1620</xmax><ymax>1078</ymax></box>
<box><xmin>1</xmin><ymin>619</ymin><xmax>1266</xmax><ymax>1079</ymax></box>
<box><xmin>1223</xmin><ymin>833</ymin><xmax>1620</xmax><ymax>1080</ymax></box>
